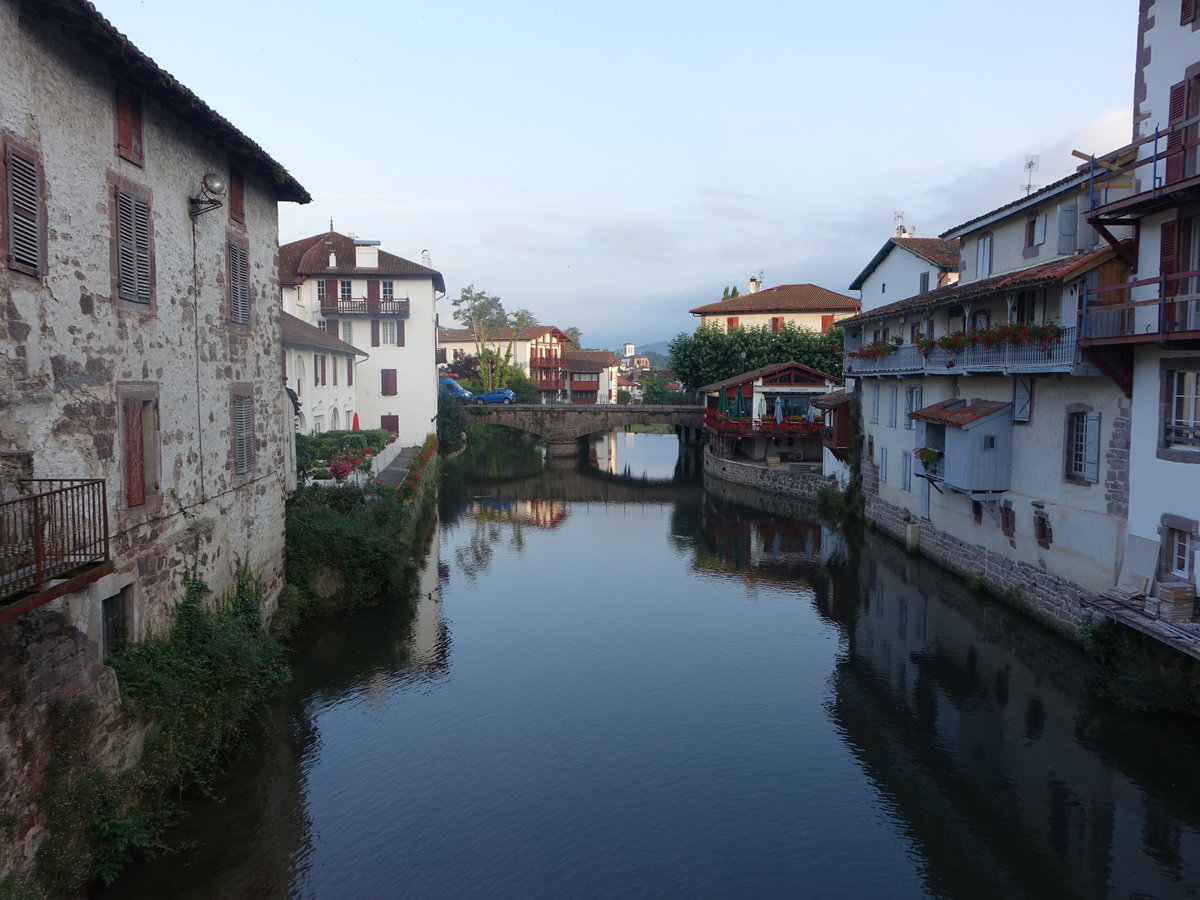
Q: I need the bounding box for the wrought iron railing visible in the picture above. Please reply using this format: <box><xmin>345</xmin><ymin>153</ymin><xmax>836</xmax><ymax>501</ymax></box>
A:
<box><xmin>703</xmin><ymin>415</ymin><xmax>825</xmax><ymax>438</ymax></box>
<box><xmin>1</xmin><ymin>479</ymin><xmax>109</xmax><ymax>603</ymax></box>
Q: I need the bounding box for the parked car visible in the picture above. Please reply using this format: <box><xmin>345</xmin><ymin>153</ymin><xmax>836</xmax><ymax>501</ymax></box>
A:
<box><xmin>439</xmin><ymin>376</ymin><xmax>473</xmax><ymax>400</ymax></box>
<box><xmin>475</xmin><ymin>387</ymin><xmax>516</xmax><ymax>405</ymax></box>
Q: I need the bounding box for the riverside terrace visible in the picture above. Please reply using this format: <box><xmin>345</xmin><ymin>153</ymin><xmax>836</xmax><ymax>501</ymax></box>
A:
<box><xmin>466</xmin><ymin>404</ymin><xmax>705</xmax><ymax>456</ymax></box>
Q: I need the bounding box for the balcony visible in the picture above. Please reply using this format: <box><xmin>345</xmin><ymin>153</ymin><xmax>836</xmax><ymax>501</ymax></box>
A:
<box><xmin>529</xmin><ymin>353</ymin><xmax>562</xmax><ymax>367</ymax></box>
<box><xmin>703</xmin><ymin>415</ymin><xmax>826</xmax><ymax>439</ymax></box>
<box><xmin>320</xmin><ymin>297</ymin><xmax>410</xmax><ymax>317</ymax></box>
<box><xmin>1081</xmin><ymin>273</ymin><xmax>1200</xmax><ymax>345</ymax></box>
<box><xmin>844</xmin><ymin>326</ymin><xmax>1079</xmax><ymax>377</ymax></box>
<box><xmin>1</xmin><ymin>479</ymin><xmax>112</xmax><ymax>623</ymax></box>
<box><xmin>536</xmin><ymin>377</ymin><xmax>566</xmax><ymax>390</ymax></box>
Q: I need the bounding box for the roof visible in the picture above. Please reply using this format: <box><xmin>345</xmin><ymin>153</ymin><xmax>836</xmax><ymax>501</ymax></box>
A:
<box><xmin>839</xmin><ymin>243</ymin><xmax>1120</xmax><ymax>328</ymax></box>
<box><xmin>279</xmin><ymin>232</ymin><xmax>445</xmax><ymax>291</ymax></box>
<box><xmin>279</xmin><ymin>312</ymin><xmax>365</xmax><ymax>356</ymax></box>
<box><xmin>438</xmin><ymin>325</ymin><xmax>571</xmax><ymax>343</ymax></box>
<box><xmin>28</xmin><ymin>1</ymin><xmax>308</xmax><ymax>203</ymax></box>
<box><xmin>697</xmin><ymin>361</ymin><xmax>841</xmax><ymax>393</ymax></box>
<box><xmin>689</xmin><ymin>283</ymin><xmax>859</xmax><ymax>316</ymax></box>
<box><xmin>909</xmin><ymin>399</ymin><xmax>1009</xmax><ymax>427</ymax></box>
<box><xmin>565</xmin><ymin>349</ymin><xmax>621</xmax><ymax>373</ymax></box>
<box><xmin>848</xmin><ymin>237</ymin><xmax>960</xmax><ymax>290</ymax></box>
<box><xmin>811</xmin><ymin>389</ymin><xmax>850</xmax><ymax>409</ymax></box>
<box><xmin>939</xmin><ymin>171</ymin><xmax>1085</xmax><ymax>239</ymax></box>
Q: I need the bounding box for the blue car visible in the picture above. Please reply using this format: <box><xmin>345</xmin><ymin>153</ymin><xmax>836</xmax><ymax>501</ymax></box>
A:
<box><xmin>439</xmin><ymin>376</ymin><xmax>473</xmax><ymax>400</ymax></box>
<box><xmin>475</xmin><ymin>388</ymin><xmax>516</xmax><ymax>405</ymax></box>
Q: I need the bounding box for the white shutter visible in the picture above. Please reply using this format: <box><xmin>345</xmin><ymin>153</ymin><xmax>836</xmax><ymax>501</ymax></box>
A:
<box><xmin>1033</xmin><ymin>213</ymin><xmax>1047</xmax><ymax>246</ymax></box>
<box><xmin>1014</xmin><ymin>377</ymin><xmax>1033</xmax><ymax>423</ymax></box>
<box><xmin>234</xmin><ymin>394</ymin><xmax>254</xmax><ymax>473</ymax></box>
<box><xmin>904</xmin><ymin>387</ymin><xmax>914</xmax><ymax>428</ymax></box>
<box><xmin>1083</xmin><ymin>411</ymin><xmax>1101</xmax><ymax>484</ymax></box>
<box><xmin>1056</xmin><ymin>205</ymin><xmax>1077</xmax><ymax>255</ymax></box>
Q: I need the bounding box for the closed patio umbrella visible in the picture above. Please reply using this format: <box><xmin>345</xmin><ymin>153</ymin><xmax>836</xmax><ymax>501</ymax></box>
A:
<box><xmin>352</xmin><ymin>412</ymin><xmax>360</xmax><ymax>430</ymax></box>
<box><xmin>774</xmin><ymin>397</ymin><xmax>784</xmax><ymax>425</ymax></box>
<box><xmin>717</xmin><ymin>385</ymin><xmax>728</xmax><ymax>415</ymax></box>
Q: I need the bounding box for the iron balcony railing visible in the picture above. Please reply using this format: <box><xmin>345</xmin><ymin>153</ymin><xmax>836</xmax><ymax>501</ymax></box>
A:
<box><xmin>1081</xmin><ymin>272</ymin><xmax>1200</xmax><ymax>341</ymax></box>
<box><xmin>1</xmin><ymin>479</ymin><xmax>110</xmax><ymax>604</ymax></box>
<box><xmin>320</xmin><ymin>298</ymin><xmax>410</xmax><ymax>317</ymax></box>
<box><xmin>844</xmin><ymin>326</ymin><xmax>1078</xmax><ymax>376</ymax></box>
<box><xmin>703</xmin><ymin>415</ymin><xmax>826</xmax><ymax>439</ymax></box>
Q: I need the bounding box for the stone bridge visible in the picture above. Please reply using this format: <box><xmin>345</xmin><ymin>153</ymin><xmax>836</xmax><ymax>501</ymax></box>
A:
<box><xmin>464</xmin><ymin>404</ymin><xmax>705</xmax><ymax>456</ymax></box>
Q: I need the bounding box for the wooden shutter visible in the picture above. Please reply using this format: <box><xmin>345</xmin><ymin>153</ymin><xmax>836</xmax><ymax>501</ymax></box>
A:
<box><xmin>1167</xmin><ymin>81</ymin><xmax>1188</xmax><ymax>184</ymax></box>
<box><xmin>116</xmin><ymin>87</ymin><xmax>143</xmax><ymax>165</ymax></box>
<box><xmin>821</xmin><ymin>315</ymin><xmax>835</xmax><ymax>333</ymax></box>
<box><xmin>1162</xmin><ymin>219</ymin><xmax>1181</xmax><ymax>301</ymax></box>
<box><xmin>234</xmin><ymin>394</ymin><xmax>254</xmax><ymax>474</ymax></box>
<box><xmin>314</xmin><ymin>355</ymin><xmax>319</xmax><ymax>386</ymax></box>
<box><xmin>6</xmin><ymin>144</ymin><xmax>41</xmax><ymax>276</ymax></box>
<box><xmin>380</xmin><ymin>415</ymin><xmax>399</xmax><ymax>431</ymax></box>
<box><xmin>324</xmin><ymin>318</ymin><xmax>337</xmax><ymax>334</ymax></box>
<box><xmin>381</xmin><ymin>369</ymin><xmax>397</xmax><ymax>396</ymax></box>
<box><xmin>1056</xmin><ymin>205</ymin><xmax>1077</xmax><ymax>255</ymax></box>
<box><xmin>396</xmin><ymin>319</ymin><xmax>406</xmax><ymax>347</ymax></box>
<box><xmin>367</xmin><ymin>280</ymin><xmax>380</xmax><ymax>299</ymax></box>
<box><xmin>1183</xmin><ymin>0</ymin><xmax>1196</xmax><ymax>25</ymax></box>
<box><xmin>371</xmin><ymin>319</ymin><xmax>380</xmax><ymax>347</ymax></box>
<box><xmin>116</xmin><ymin>188</ymin><xmax>151</xmax><ymax>303</ymax></box>
<box><xmin>347</xmin><ymin>358</ymin><xmax>353</xmax><ymax>386</ymax></box>
<box><xmin>229</xmin><ymin>240</ymin><xmax>249</xmax><ymax>323</ymax></box>
<box><xmin>124</xmin><ymin>399</ymin><xmax>145</xmax><ymax>506</ymax></box>
<box><xmin>1013</xmin><ymin>376</ymin><xmax>1033</xmax><ymax>423</ymax></box>
<box><xmin>321</xmin><ymin>355</ymin><xmax>328</xmax><ymax>386</ymax></box>
<box><xmin>1033</xmin><ymin>213</ymin><xmax>1047</xmax><ymax>246</ymax></box>
<box><xmin>1083</xmin><ymin>411</ymin><xmax>1101</xmax><ymax>484</ymax></box>
<box><xmin>333</xmin><ymin>356</ymin><xmax>338</xmax><ymax>386</ymax></box>
<box><xmin>228</xmin><ymin>168</ymin><xmax>244</xmax><ymax>223</ymax></box>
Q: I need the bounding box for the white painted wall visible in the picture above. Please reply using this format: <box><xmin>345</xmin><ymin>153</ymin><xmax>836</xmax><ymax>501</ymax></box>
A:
<box><xmin>698</xmin><ymin>309</ymin><xmax>854</xmax><ymax>332</ymax></box>
<box><xmin>858</xmin><ymin>248</ymin><xmax>947</xmax><ymax>313</ymax></box>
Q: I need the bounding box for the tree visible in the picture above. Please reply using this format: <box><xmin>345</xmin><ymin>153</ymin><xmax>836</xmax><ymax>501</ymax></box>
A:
<box><xmin>452</xmin><ymin>285</ymin><xmax>508</xmax><ymax>390</ymax></box>
<box><xmin>437</xmin><ymin>391</ymin><xmax>468</xmax><ymax>455</ymax></box>
<box><xmin>721</xmin><ymin>285</ymin><xmax>740</xmax><ymax>300</ymax></box>
<box><xmin>564</xmin><ymin>327</ymin><xmax>583</xmax><ymax>350</ymax></box>
<box><xmin>668</xmin><ymin>322</ymin><xmax>843</xmax><ymax>391</ymax></box>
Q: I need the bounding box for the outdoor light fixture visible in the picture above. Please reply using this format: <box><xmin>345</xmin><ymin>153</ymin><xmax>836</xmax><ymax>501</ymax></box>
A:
<box><xmin>189</xmin><ymin>172</ymin><xmax>227</xmax><ymax>219</ymax></box>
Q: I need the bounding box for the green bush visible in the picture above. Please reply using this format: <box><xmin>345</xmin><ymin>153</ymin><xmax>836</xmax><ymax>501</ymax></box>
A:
<box><xmin>437</xmin><ymin>392</ymin><xmax>468</xmax><ymax>455</ymax></box>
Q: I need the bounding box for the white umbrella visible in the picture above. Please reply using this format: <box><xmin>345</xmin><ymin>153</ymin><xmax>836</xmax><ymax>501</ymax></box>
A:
<box><xmin>774</xmin><ymin>397</ymin><xmax>784</xmax><ymax>425</ymax></box>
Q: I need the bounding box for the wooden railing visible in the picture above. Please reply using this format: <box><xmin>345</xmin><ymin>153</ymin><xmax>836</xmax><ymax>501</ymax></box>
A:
<box><xmin>320</xmin><ymin>298</ymin><xmax>410</xmax><ymax>317</ymax></box>
<box><xmin>1081</xmin><ymin>272</ymin><xmax>1200</xmax><ymax>340</ymax></box>
<box><xmin>703</xmin><ymin>415</ymin><xmax>825</xmax><ymax>438</ymax></box>
<box><xmin>1</xmin><ymin>479</ymin><xmax>110</xmax><ymax>605</ymax></box>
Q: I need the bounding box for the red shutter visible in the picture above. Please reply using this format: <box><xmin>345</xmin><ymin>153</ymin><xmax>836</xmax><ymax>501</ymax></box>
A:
<box><xmin>314</xmin><ymin>355</ymin><xmax>320</xmax><ymax>386</ymax></box>
<box><xmin>124</xmin><ymin>399</ymin><xmax>145</xmax><ymax>506</ymax></box>
<box><xmin>325</xmin><ymin>318</ymin><xmax>337</xmax><ymax>334</ymax></box>
<box><xmin>228</xmin><ymin>168</ymin><xmax>245</xmax><ymax>223</ymax></box>
<box><xmin>347</xmin><ymin>358</ymin><xmax>354</xmax><ymax>386</ymax></box>
<box><xmin>1162</xmin><ymin>219</ymin><xmax>1181</xmax><ymax>300</ymax></box>
<box><xmin>821</xmin><ymin>315</ymin><xmax>835</xmax><ymax>333</ymax></box>
<box><xmin>115</xmin><ymin>87</ymin><xmax>143</xmax><ymax>165</ymax></box>
<box><xmin>1167</xmin><ymin>81</ymin><xmax>1188</xmax><ymax>184</ymax></box>
<box><xmin>381</xmin><ymin>369</ymin><xmax>398</xmax><ymax>396</ymax></box>
<box><xmin>1183</xmin><ymin>0</ymin><xmax>1196</xmax><ymax>24</ymax></box>
<box><xmin>371</xmin><ymin>320</ymin><xmax>380</xmax><ymax>347</ymax></box>
<box><xmin>324</xmin><ymin>279</ymin><xmax>337</xmax><ymax>310</ymax></box>
<box><xmin>381</xmin><ymin>415</ymin><xmax>399</xmax><ymax>431</ymax></box>
<box><xmin>396</xmin><ymin>319</ymin><xmax>406</xmax><ymax>347</ymax></box>
<box><xmin>333</xmin><ymin>356</ymin><xmax>338</xmax><ymax>386</ymax></box>
<box><xmin>367</xmin><ymin>280</ymin><xmax>380</xmax><ymax>299</ymax></box>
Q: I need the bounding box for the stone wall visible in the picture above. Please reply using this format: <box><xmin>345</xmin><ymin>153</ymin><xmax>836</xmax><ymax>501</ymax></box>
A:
<box><xmin>0</xmin><ymin>610</ymin><xmax>145</xmax><ymax>881</ymax></box>
<box><xmin>702</xmin><ymin>451</ymin><xmax>830</xmax><ymax>502</ymax></box>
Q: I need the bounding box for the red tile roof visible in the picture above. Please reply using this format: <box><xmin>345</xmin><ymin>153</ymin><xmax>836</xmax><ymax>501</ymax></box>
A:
<box><xmin>811</xmin><ymin>389</ymin><xmax>850</xmax><ymax>409</ymax></box>
<box><xmin>565</xmin><ymin>350</ymin><xmax>621</xmax><ymax>373</ymax></box>
<box><xmin>438</xmin><ymin>325</ymin><xmax>571</xmax><ymax>343</ymax></box>
<box><xmin>910</xmin><ymin>399</ymin><xmax>1009</xmax><ymax>427</ymax></box>
<box><xmin>849</xmin><ymin>237</ymin><xmax>960</xmax><ymax>290</ymax></box>
<box><xmin>840</xmin><ymin>244</ymin><xmax>1121</xmax><ymax>328</ymax></box>
<box><xmin>690</xmin><ymin>283</ymin><xmax>859</xmax><ymax>316</ymax></box>
<box><xmin>279</xmin><ymin>232</ymin><xmax>445</xmax><ymax>292</ymax></box>
<box><xmin>697</xmin><ymin>361</ymin><xmax>841</xmax><ymax>393</ymax></box>
<box><xmin>30</xmin><ymin>1</ymin><xmax>308</xmax><ymax>203</ymax></box>
<box><xmin>279</xmin><ymin>312</ymin><xmax>364</xmax><ymax>356</ymax></box>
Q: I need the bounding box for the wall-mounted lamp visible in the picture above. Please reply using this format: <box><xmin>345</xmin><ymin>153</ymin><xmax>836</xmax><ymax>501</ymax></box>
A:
<box><xmin>189</xmin><ymin>172</ymin><xmax>227</xmax><ymax>219</ymax></box>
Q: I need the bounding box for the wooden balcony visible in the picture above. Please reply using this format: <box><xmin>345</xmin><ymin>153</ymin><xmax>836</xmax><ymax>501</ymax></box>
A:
<box><xmin>537</xmin><ymin>377</ymin><xmax>566</xmax><ymax>390</ymax></box>
<box><xmin>320</xmin><ymin>298</ymin><xmax>410</xmax><ymax>317</ymax></box>
<box><xmin>845</xmin><ymin>326</ymin><xmax>1079</xmax><ymax>376</ymax></box>
<box><xmin>1081</xmin><ymin>273</ymin><xmax>1200</xmax><ymax>346</ymax></box>
<box><xmin>703</xmin><ymin>415</ymin><xmax>826</xmax><ymax>439</ymax></box>
<box><xmin>1</xmin><ymin>479</ymin><xmax>112</xmax><ymax>624</ymax></box>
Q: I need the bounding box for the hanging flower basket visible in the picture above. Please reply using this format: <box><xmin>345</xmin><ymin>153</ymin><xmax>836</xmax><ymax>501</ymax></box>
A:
<box><xmin>848</xmin><ymin>340</ymin><xmax>899</xmax><ymax>360</ymax></box>
<box><xmin>913</xmin><ymin>447</ymin><xmax>943</xmax><ymax>467</ymax></box>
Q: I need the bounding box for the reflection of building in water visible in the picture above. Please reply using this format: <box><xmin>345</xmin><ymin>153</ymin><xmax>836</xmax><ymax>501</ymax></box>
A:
<box><xmin>407</xmin><ymin>526</ymin><xmax>447</xmax><ymax>669</ymax></box>
<box><xmin>824</xmin><ymin>534</ymin><xmax>1200</xmax><ymax>899</ymax></box>
<box><xmin>473</xmin><ymin>499</ymin><xmax>569</xmax><ymax>530</ymax></box>
<box><xmin>588</xmin><ymin>432</ymin><xmax>619</xmax><ymax>475</ymax></box>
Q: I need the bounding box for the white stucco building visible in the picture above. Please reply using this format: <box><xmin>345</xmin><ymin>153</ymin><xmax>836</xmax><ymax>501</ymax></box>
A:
<box><xmin>438</xmin><ymin>325</ymin><xmax>573</xmax><ymax>402</ymax></box>
<box><xmin>279</xmin><ymin>232</ymin><xmax>443</xmax><ymax>445</ymax></box>
<box><xmin>849</xmin><ymin>233</ymin><xmax>961</xmax><ymax>313</ymax></box>
<box><xmin>1080</xmin><ymin>0</ymin><xmax>1200</xmax><ymax>600</ymax></box>
<box><xmin>689</xmin><ymin>279</ymin><xmax>860</xmax><ymax>333</ymax></box>
<box><xmin>280</xmin><ymin>312</ymin><xmax>364</xmax><ymax>434</ymax></box>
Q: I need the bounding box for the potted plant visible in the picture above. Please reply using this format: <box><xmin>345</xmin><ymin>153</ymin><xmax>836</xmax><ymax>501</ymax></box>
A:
<box><xmin>914</xmin><ymin>447</ymin><xmax>943</xmax><ymax>468</ymax></box>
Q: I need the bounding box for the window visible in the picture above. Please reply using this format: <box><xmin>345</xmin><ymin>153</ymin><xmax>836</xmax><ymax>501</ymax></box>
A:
<box><xmin>453</xmin><ymin>348</ymin><xmax>465</xmax><ymax>361</ymax></box>
<box><xmin>120</xmin><ymin>388</ymin><xmax>159</xmax><ymax>508</ymax></box>
<box><xmin>881</xmin><ymin>283</ymin><xmax>886</xmax><ymax>294</ymax></box>
<box><xmin>340</xmin><ymin>280</ymin><xmax>352</xmax><ymax>300</ymax></box>
<box><xmin>228</xmin><ymin>167</ymin><xmax>245</xmax><ymax>224</ymax></box>
<box><xmin>228</xmin><ymin>239</ymin><xmax>249</xmax><ymax>323</ymax></box>
<box><xmin>1024</xmin><ymin>214</ymin><xmax>1047</xmax><ymax>257</ymax></box>
<box><xmin>1160</xmin><ymin>515</ymin><xmax>1198</xmax><ymax>582</ymax></box>
<box><xmin>232</xmin><ymin>390</ymin><xmax>255</xmax><ymax>475</ymax></box>
<box><xmin>341</xmin><ymin>320</ymin><xmax>353</xmax><ymax>344</ymax></box>
<box><xmin>919</xmin><ymin>271</ymin><xmax>930</xmax><ymax>294</ymax></box>
<box><xmin>726</xmin><ymin>317</ymin><xmax>739</xmax><ymax>332</ymax></box>
<box><xmin>102</xmin><ymin>587</ymin><xmax>130</xmax><ymax>660</ymax></box>
<box><xmin>114</xmin><ymin>184</ymin><xmax>153</xmax><ymax>304</ymax></box>
<box><xmin>381</xmin><ymin>414</ymin><xmax>399</xmax><ymax>432</ymax></box>
<box><xmin>771</xmin><ymin>317</ymin><xmax>784</xmax><ymax>332</ymax></box>
<box><xmin>1000</xmin><ymin>502</ymin><xmax>1015</xmax><ymax>537</ymax></box>
<box><xmin>115</xmin><ymin>86</ymin><xmax>143</xmax><ymax>166</ymax></box>
<box><xmin>1064</xmin><ymin>408</ymin><xmax>1100</xmax><ymax>484</ymax></box>
<box><xmin>972</xmin><ymin>310</ymin><xmax>991</xmax><ymax>331</ymax></box>
<box><xmin>380</xmin><ymin>320</ymin><xmax>398</xmax><ymax>345</ymax></box>
<box><xmin>982</xmin><ymin>434</ymin><xmax>996</xmax><ymax>450</ymax></box>
<box><xmin>1167</xmin><ymin>367</ymin><xmax>1200</xmax><ymax>451</ymax></box>
<box><xmin>3</xmin><ymin>138</ymin><xmax>45</xmax><ymax>276</ymax></box>
<box><xmin>820</xmin><ymin>315</ymin><xmax>835</xmax><ymax>333</ymax></box>
<box><xmin>977</xmin><ymin>233</ymin><xmax>993</xmax><ymax>277</ymax></box>
<box><xmin>382</xmin><ymin>280</ymin><xmax>394</xmax><ymax>299</ymax></box>
<box><xmin>317</xmin><ymin>281</ymin><xmax>326</xmax><ymax>302</ymax></box>
<box><xmin>904</xmin><ymin>386</ymin><xmax>922</xmax><ymax>429</ymax></box>
<box><xmin>888</xmin><ymin>385</ymin><xmax>898</xmax><ymax>427</ymax></box>
<box><xmin>1034</xmin><ymin>510</ymin><xmax>1053</xmax><ymax>549</ymax></box>
<box><xmin>1013</xmin><ymin>377</ymin><xmax>1033</xmax><ymax>423</ymax></box>
<box><xmin>381</xmin><ymin>369</ymin><xmax>398</xmax><ymax>396</ymax></box>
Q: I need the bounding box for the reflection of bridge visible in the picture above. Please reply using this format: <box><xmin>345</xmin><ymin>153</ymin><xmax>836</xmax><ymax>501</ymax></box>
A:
<box><xmin>475</xmin><ymin>466</ymin><xmax>700</xmax><ymax>504</ymax></box>
<box><xmin>466</xmin><ymin>404</ymin><xmax>705</xmax><ymax>456</ymax></box>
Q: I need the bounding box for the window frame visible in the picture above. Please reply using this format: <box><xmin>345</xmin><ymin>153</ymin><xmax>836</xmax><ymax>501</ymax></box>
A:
<box><xmin>381</xmin><ymin>369</ymin><xmax>398</xmax><ymax>396</ymax></box>
<box><xmin>380</xmin><ymin>319</ymin><xmax>398</xmax><ymax>345</ymax></box>
<box><xmin>381</xmin><ymin>280</ymin><xmax>394</xmax><ymax>299</ymax></box>
<box><xmin>977</xmin><ymin>232</ymin><xmax>993</xmax><ymax>278</ymax></box>
<box><xmin>1063</xmin><ymin>405</ymin><xmax>1100</xmax><ymax>484</ymax></box>
<box><xmin>1160</xmin><ymin>359</ymin><xmax>1200</xmax><ymax>462</ymax></box>
<box><xmin>1159</xmin><ymin>514</ymin><xmax>1198</xmax><ymax>583</ymax></box>
<box><xmin>115</xmin><ymin>85</ymin><xmax>144</xmax><ymax>167</ymax></box>
<box><xmin>339</xmin><ymin>279</ymin><xmax>352</xmax><ymax>300</ymax></box>
<box><xmin>117</xmin><ymin>382</ymin><xmax>161</xmax><ymax>512</ymax></box>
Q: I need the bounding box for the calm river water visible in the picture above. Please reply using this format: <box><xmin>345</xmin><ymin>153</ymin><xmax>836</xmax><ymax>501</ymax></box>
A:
<box><xmin>100</xmin><ymin>431</ymin><xmax>1200</xmax><ymax>899</ymax></box>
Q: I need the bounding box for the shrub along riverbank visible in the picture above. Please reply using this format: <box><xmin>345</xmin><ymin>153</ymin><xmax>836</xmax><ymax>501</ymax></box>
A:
<box><xmin>7</xmin><ymin>438</ymin><xmax>439</xmax><ymax>898</ymax></box>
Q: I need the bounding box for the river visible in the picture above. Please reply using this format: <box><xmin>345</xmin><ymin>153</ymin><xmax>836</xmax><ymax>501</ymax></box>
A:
<box><xmin>99</xmin><ymin>430</ymin><xmax>1200</xmax><ymax>899</ymax></box>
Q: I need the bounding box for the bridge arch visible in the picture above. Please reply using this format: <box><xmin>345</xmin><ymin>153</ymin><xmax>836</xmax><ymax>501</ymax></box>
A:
<box><xmin>462</xmin><ymin>404</ymin><xmax>705</xmax><ymax>455</ymax></box>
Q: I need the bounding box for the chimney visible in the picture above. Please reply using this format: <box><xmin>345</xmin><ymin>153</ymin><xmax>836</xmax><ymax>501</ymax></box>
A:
<box><xmin>354</xmin><ymin>238</ymin><xmax>380</xmax><ymax>268</ymax></box>
<box><xmin>748</xmin><ymin>276</ymin><xmax>761</xmax><ymax>294</ymax></box>
<box><xmin>421</xmin><ymin>249</ymin><xmax>433</xmax><ymax>267</ymax></box>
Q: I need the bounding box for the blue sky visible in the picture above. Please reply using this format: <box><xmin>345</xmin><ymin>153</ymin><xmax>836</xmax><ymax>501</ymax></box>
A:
<box><xmin>93</xmin><ymin>0</ymin><xmax>1137</xmax><ymax>350</ymax></box>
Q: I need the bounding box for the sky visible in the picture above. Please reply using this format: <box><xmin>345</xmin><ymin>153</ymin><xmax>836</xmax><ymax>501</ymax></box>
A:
<box><xmin>91</xmin><ymin>0</ymin><xmax>1138</xmax><ymax>351</ymax></box>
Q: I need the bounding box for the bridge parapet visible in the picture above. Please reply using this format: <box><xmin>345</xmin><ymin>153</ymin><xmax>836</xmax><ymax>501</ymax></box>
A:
<box><xmin>464</xmin><ymin>404</ymin><xmax>704</xmax><ymax>443</ymax></box>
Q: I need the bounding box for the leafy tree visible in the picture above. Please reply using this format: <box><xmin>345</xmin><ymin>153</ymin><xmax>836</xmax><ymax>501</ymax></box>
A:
<box><xmin>641</xmin><ymin>374</ymin><xmax>689</xmax><ymax>405</ymax></box>
<box><xmin>668</xmin><ymin>322</ymin><xmax>843</xmax><ymax>391</ymax></box>
<box><xmin>505</xmin><ymin>368</ymin><xmax>540</xmax><ymax>403</ymax></box>
<box><xmin>440</xmin><ymin>354</ymin><xmax>481</xmax><ymax>383</ymax></box>
<box><xmin>616</xmin><ymin>388</ymin><xmax>632</xmax><ymax>405</ymax></box>
<box><xmin>564</xmin><ymin>327</ymin><xmax>583</xmax><ymax>350</ymax></box>
<box><xmin>437</xmin><ymin>391</ymin><xmax>468</xmax><ymax>454</ymax></box>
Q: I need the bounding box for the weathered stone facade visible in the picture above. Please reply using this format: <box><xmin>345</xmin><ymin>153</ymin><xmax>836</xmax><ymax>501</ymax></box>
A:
<box><xmin>703</xmin><ymin>451</ymin><xmax>829</xmax><ymax>502</ymax></box>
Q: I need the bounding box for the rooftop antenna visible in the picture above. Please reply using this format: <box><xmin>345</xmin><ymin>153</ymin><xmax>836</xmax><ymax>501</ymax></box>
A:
<box><xmin>894</xmin><ymin>210</ymin><xmax>906</xmax><ymax>237</ymax></box>
<box><xmin>1022</xmin><ymin>155</ymin><xmax>1040</xmax><ymax>196</ymax></box>
<box><xmin>329</xmin><ymin>217</ymin><xmax>334</xmax><ymax>232</ymax></box>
